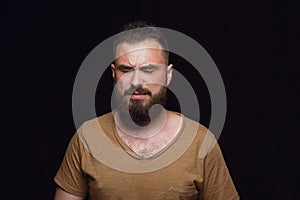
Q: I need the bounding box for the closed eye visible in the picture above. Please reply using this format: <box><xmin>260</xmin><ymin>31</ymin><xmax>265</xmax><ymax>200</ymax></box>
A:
<box><xmin>116</xmin><ymin>64</ymin><xmax>161</xmax><ymax>74</ymax></box>
<box><xmin>117</xmin><ymin>65</ymin><xmax>134</xmax><ymax>73</ymax></box>
<box><xmin>140</xmin><ymin>65</ymin><xmax>158</xmax><ymax>73</ymax></box>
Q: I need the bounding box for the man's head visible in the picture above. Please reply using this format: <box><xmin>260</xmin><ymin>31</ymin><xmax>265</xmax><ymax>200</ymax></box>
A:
<box><xmin>111</xmin><ymin>21</ymin><xmax>173</xmax><ymax>126</ymax></box>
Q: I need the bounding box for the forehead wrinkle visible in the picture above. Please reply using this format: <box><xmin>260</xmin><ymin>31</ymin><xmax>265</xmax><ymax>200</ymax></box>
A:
<box><xmin>127</xmin><ymin>52</ymin><xmax>145</xmax><ymax>68</ymax></box>
<box><xmin>115</xmin><ymin>40</ymin><xmax>164</xmax><ymax>60</ymax></box>
<box><xmin>116</xmin><ymin>52</ymin><xmax>165</xmax><ymax>70</ymax></box>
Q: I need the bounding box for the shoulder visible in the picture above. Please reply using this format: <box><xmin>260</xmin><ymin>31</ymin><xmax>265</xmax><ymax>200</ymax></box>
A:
<box><xmin>76</xmin><ymin>112</ymin><xmax>114</xmax><ymax>144</ymax></box>
<box><xmin>79</xmin><ymin>112</ymin><xmax>113</xmax><ymax>132</ymax></box>
<box><xmin>177</xmin><ymin>112</ymin><xmax>211</xmax><ymax>137</ymax></box>
<box><xmin>178</xmin><ymin>113</ymin><xmax>217</xmax><ymax>159</ymax></box>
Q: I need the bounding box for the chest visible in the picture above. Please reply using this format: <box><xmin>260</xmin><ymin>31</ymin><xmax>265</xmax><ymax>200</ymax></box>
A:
<box><xmin>119</xmin><ymin>135</ymin><xmax>172</xmax><ymax>158</ymax></box>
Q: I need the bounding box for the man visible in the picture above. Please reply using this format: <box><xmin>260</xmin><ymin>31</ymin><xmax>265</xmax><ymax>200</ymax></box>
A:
<box><xmin>54</xmin><ymin>21</ymin><xmax>239</xmax><ymax>200</ymax></box>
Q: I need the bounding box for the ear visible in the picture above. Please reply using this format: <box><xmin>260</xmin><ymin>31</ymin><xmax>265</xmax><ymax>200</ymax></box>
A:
<box><xmin>111</xmin><ymin>63</ymin><xmax>116</xmax><ymax>80</ymax></box>
<box><xmin>166</xmin><ymin>64</ymin><xmax>173</xmax><ymax>86</ymax></box>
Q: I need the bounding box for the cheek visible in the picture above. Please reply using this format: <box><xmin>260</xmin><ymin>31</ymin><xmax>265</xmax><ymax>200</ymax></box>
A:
<box><xmin>147</xmin><ymin>84</ymin><xmax>164</xmax><ymax>95</ymax></box>
<box><xmin>146</xmin><ymin>72</ymin><xmax>167</xmax><ymax>85</ymax></box>
<box><xmin>114</xmin><ymin>73</ymin><xmax>132</xmax><ymax>91</ymax></box>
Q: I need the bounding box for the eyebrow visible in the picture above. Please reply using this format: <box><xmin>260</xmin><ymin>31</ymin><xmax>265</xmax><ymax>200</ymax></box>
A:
<box><xmin>116</xmin><ymin>64</ymin><xmax>133</xmax><ymax>70</ymax></box>
<box><xmin>140</xmin><ymin>64</ymin><xmax>159</xmax><ymax>70</ymax></box>
<box><xmin>116</xmin><ymin>64</ymin><xmax>161</xmax><ymax>70</ymax></box>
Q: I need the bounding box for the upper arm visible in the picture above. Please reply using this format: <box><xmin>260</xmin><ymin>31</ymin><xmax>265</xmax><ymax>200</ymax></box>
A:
<box><xmin>54</xmin><ymin>133</ymin><xmax>88</xmax><ymax>197</ymax></box>
<box><xmin>200</xmin><ymin>143</ymin><xmax>239</xmax><ymax>200</ymax></box>
<box><xmin>54</xmin><ymin>187</ymin><xmax>85</xmax><ymax>200</ymax></box>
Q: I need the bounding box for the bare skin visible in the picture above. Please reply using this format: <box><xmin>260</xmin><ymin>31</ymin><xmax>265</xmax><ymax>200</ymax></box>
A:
<box><xmin>116</xmin><ymin>110</ymin><xmax>182</xmax><ymax>158</ymax></box>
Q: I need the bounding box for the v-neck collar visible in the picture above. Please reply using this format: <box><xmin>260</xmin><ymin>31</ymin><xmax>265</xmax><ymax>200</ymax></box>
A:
<box><xmin>110</xmin><ymin>111</ymin><xmax>186</xmax><ymax>160</ymax></box>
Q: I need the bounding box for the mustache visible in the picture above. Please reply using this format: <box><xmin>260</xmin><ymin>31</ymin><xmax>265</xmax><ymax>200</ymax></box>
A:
<box><xmin>124</xmin><ymin>87</ymin><xmax>152</xmax><ymax>96</ymax></box>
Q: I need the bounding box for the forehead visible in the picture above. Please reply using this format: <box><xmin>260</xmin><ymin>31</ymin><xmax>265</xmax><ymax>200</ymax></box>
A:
<box><xmin>115</xmin><ymin>40</ymin><xmax>165</xmax><ymax>65</ymax></box>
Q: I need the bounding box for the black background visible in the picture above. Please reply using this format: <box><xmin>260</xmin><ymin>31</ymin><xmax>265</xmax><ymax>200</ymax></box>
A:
<box><xmin>6</xmin><ymin>0</ymin><xmax>299</xmax><ymax>199</ymax></box>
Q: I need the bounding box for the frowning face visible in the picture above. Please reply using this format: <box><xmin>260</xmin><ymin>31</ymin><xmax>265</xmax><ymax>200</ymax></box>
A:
<box><xmin>111</xmin><ymin>40</ymin><xmax>173</xmax><ymax>125</ymax></box>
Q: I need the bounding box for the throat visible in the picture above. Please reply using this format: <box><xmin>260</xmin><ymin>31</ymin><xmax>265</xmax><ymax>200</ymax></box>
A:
<box><xmin>114</xmin><ymin>110</ymin><xmax>183</xmax><ymax>158</ymax></box>
<box><xmin>114</xmin><ymin>108</ymin><xmax>168</xmax><ymax>138</ymax></box>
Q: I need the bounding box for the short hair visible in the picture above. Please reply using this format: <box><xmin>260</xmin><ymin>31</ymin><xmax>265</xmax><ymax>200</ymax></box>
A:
<box><xmin>113</xmin><ymin>20</ymin><xmax>169</xmax><ymax>64</ymax></box>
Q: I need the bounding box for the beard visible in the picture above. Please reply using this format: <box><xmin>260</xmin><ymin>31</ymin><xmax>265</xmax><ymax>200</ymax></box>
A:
<box><xmin>114</xmin><ymin>86</ymin><xmax>167</xmax><ymax>127</ymax></box>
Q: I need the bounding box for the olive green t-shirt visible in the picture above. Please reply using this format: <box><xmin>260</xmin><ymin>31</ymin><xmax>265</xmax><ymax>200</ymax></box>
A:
<box><xmin>54</xmin><ymin>112</ymin><xmax>239</xmax><ymax>200</ymax></box>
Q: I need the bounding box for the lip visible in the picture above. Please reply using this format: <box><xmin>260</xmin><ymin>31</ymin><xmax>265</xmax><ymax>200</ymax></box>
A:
<box><xmin>130</xmin><ymin>93</ymin><xmax>148</xmax><ymax>99</ymax></box>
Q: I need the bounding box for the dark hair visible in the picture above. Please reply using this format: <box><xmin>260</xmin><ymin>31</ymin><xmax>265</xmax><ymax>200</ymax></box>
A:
<box><xmin>113</xmin><ymin>20</ymin><xmax>169</xmax><ymax>63</ymax></box>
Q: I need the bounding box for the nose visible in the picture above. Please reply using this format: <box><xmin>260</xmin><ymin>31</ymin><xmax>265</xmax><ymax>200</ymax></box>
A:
<box><xmin>131</xmin><ymin>69</ymin><xmax>143</xmax><ymax>87</ymax></box>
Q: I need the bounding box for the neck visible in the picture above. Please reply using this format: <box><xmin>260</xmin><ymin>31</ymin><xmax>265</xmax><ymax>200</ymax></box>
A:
<box><xmin>113</xmin><ymin>107</ymin><xmax>168</xmax><ymax>138</ymax></box>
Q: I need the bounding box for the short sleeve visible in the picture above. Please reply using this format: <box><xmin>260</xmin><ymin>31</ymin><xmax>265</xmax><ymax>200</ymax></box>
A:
<box><xmin>200</xmin><ymin>143</ymin><xmax>239</xmax><ymax>200</ymax></box>
<box><xmin>54</xmin><ymin>132</ymin><xmax>88</xmax><ymax>197</ymax></box>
